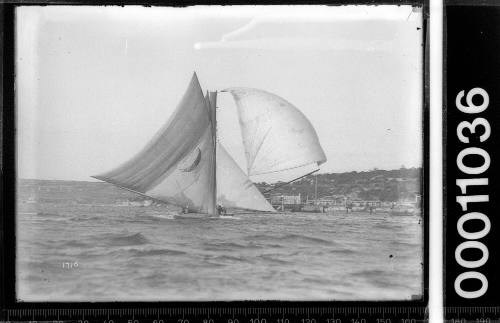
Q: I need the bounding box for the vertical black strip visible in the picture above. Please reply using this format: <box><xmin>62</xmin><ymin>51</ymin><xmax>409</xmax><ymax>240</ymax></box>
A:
<box><xmin>1</xmin><ymin>3</ymin><xmax>16</xmax><ymax>309</ymax></box>
<box><xmin>445</xmin><ymin>2</ymin><xmax>500</xmax><ymax>308</ymax></box>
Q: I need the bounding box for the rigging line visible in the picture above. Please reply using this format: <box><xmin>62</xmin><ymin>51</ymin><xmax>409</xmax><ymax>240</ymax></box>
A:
<box><xmin>251</xmin><ymin>160</ymin><xmax>322</xmax><ymax>176</ymax></box>
<box><xmin>262</xmin><ymin>169</ymin><xmax>320</xmax><ymax>194</ymax></box>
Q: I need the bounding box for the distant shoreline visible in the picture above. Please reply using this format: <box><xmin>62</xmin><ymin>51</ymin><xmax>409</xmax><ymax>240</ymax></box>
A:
<box><xmin>18</xmin><ymin>166</ymin><xmax>422</xmax><ymax>184</ymax></box>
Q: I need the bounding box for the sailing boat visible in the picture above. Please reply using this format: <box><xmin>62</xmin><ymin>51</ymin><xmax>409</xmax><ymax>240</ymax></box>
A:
<box><xmin>92</xmin><ymin>73</ymin><xmax>326</xmax><ymax>216</ymax></box>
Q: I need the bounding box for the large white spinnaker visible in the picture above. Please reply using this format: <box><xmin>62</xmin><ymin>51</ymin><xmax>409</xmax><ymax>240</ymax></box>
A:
<box><xmin>92</xmin><ymin>73</ymin><xmax>217</xmax><ymax>214</ymax></box>
<box><xmin>223</xmin><ymin>88</ymin><xmax>327</xmax><ymax>181</ymax></box>
<box><xmin>217</xmin><ymin>144</ymin><xmax>275</xmax><ymax>212</ymax></box>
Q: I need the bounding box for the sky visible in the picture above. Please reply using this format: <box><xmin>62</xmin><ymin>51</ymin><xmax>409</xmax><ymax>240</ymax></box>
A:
<box><xmin>16</xmin><ymin>5</ymin><xmax>423</xmax><ymax>182</ymax></box>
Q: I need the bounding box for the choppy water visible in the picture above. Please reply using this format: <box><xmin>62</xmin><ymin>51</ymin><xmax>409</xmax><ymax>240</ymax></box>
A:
<box><xmin>17</xmin><ymin>181</ymin><xmax>423</xmax><ymax>301</ymax></box>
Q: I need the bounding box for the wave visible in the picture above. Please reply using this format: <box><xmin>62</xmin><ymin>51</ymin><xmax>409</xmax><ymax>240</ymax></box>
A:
<box><xmin>70</xmin><ymin>248</ymin><xmax>109</xmax><ymax>258</ymax></box>
<box><xmin>372</xmin><ymin>222</ymin><xmax>395</xmax><ymax>230</ymax></box>
<box><xmin>137</xmin><ymin>214</ymin><xmax>176</xmax><ymax>222</ymax></box>
<box><xmin>27</xmin><ymin>212</ymin><xmax>69</xmax><ymax>222</ymax></box>
<box><xmin>107</xmin><ymin>233</ymin><xmax>150</xmax><ymax>246</ymax></box>
<box><xmin>263</xmin><ymin>243</ymin><xmax>285</xmax><ymax>248</ymax></box>
<box><xmin>21</xmin><ymin>274</ymin><xmax>45</xmax><ymax>283</ymax></box>
<box><xmin>369</xmin><ymin>278</ymin><xmax>410</xmax><ymax>289</ymax></box>
<box><xmin>390</xmin><ymin>240</ymin><xmax>420</xmax><ymax>248</ymax></box>
<box><xmin>303</xmin><ymin>277</ymin><xmax>331</xmax><ymax>284</ymax></box>
<box><xmin>258</xmin><ymin>255</ymin><xmax>290</xmax><ymax>265</ymax></box>
<box><xmin>329</xmin><ymin>248</ymin><xmax>355</xmax><ymax>255</ymax></box>
<box><xmin>65</xmin><ymin>240</ymin><xmax>89</xmax><ymax>248</ymax></box>
<box><xmin>130</xmin><ymin>248</ymin><xmax>186</xmax><ymax>257</ymax></box>
<box><xmin>69</xmin><ymin>215</ymin><xmax>103</xmax><ymax>222</ymax></box>
<box><xmin>139</xmin><ymin>272</ymin><xmax>168</xmax><ymax>283</ymax></box>
<box><xmin>210</xmin><ymin>255</ymin><xmax>250</xmax><ymax>263</ymax></box>
<box><xmin>203</xmin><ymin>241</ymin><xmax>262</xmax><ymax>251</ymax></box>
<box><xmin>247</xmin><ymin>233</ymin><xmax>334</xmax><ymax>246</ymax></box>
<box><xmin>36</xmin><ymin>212</ymin><xmax>60</xmax><ymax>217</ymax></box>
<box><xmin>351</xmin><ymin>269</ymin><xmax>387</xmax><ymax>277</ymax></box>
<box><xmin>196</xmin><ymin>260</ymin><xmax>226</xmax><ymax>268</ymax></box>
<box><xmin>78</xmin><ymin>246</ymin><xmax>187</xmax><ymax>258</ymax></box>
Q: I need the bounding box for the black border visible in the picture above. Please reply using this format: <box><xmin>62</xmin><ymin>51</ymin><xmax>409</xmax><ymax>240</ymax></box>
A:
<box><xmin>1</xmin><ymin>0</ymin><xmax>429</xmax><ymax>316</ymax></box>
<box><xmin>443</xmin><ymin>0</ymin><xmax>500</xmax><ymax>310</ymax></box>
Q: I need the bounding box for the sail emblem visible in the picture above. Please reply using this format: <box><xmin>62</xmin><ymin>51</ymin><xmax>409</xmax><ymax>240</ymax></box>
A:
<box><xmin>178</xmin><ymin>148</ymin><xmax>202</xmax><ymax>172</ymax></box>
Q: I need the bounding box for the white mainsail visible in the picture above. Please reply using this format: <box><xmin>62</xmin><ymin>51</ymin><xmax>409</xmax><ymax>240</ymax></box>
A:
<box><xmin>223</xmin><ymin>88</ymin><xmax>327</xmax><ymax>181</ymax></box>
<box><xmin>92</xmin><ymin>73</ymin><xmax>217</xmax><ymax>214</ymax></box>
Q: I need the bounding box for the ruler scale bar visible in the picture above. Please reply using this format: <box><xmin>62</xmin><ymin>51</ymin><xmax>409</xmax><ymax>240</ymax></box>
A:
<box><xmin>1</xmin><ymin>306</ymin><xmax>435</xmax><ymax>323</ymax></box>
<box><xmin>2</xmin><ymin>306</ymin><xmax>499</xmax><ymax>322</ymax></box>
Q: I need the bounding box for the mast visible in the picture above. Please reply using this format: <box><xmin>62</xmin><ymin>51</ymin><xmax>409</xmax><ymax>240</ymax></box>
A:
<box><xmin>209</xmin><ymin>91</ymin><xmax>218</xmax><ymax>216</ymax></box>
